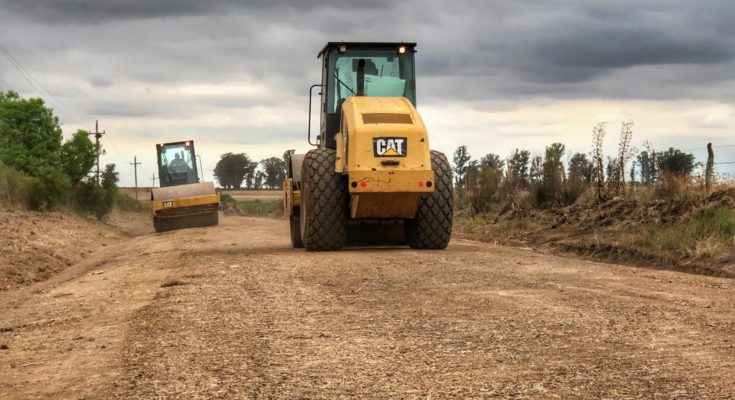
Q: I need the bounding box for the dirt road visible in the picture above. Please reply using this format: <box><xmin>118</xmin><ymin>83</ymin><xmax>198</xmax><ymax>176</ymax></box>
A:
<box><xmin>1</xmin><ymin>216</ymin><xmax>733</xmax><ymax>398</ymax></box>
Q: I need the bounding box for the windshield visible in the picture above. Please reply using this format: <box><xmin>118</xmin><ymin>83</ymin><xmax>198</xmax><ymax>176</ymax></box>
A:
<box><xmin>159</xmin><ymin>143</ymin><xmax>198</xmax><ymax>186</ymax></box>
<box><xmin>327</xmin><ymin>49</ymin><xmax>415</xmax><ymax>113</ymax></box>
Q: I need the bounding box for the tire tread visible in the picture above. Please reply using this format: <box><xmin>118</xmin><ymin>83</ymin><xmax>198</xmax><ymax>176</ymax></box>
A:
<box><xmin>405</xmin><ymin>150</ymin><xmax>454</xmax><ymax>249</ymax></box>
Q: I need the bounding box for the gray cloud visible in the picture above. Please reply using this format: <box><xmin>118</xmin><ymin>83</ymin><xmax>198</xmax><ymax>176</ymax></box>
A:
<box><xmin>2</xmin><ymin>0</ymin><xmax>391</xmax><ymax>24</ymax></box>
<box><xmin>1</xmin><ymin>1</ymin><xmax>734</xmax><ymax>131</ymax></box>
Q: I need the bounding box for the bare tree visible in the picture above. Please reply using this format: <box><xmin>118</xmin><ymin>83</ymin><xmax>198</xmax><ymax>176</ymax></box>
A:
<box><xmin>591</xmin><ymin>122</ymin><xmax>606</xmax><ymax>201</ymax></box>
<box><xmin>609</xmin><ymin>120</ymin><xmax>634</xmax><ymax>194</ymax></box>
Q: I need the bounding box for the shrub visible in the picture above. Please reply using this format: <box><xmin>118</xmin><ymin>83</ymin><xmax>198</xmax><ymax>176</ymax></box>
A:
<box><xmin>116</xmin><ymin>191</ymin><xmax>147</xmax><ymax>212</ymax></box>
<box><xmin>654</xmin><ymin>173</ymin><xmax>700</xmax><ymax>201</ymax></box>
<box><xmin>34</xmin><ymin>166</ymin><xmax>71</xmax><ymax>210</ymax></box>
<box><xmin>0</xmin><ymin>163</ymin><xmax>41</xmax><ymax>209</ymax></box>
<box><xmin>72</xmin><ymin>164</ymin><xmax>119</xmax><ymax>219</ymax></box>
<box><xmin>466</xmin><ymin>165</ymin><xmax>503</xmax><ymax>214</ymax></box>
<box><xmin>73</xmin><ymin>181</ymin><xmax>107</xmax><ymax>218</ymax></box>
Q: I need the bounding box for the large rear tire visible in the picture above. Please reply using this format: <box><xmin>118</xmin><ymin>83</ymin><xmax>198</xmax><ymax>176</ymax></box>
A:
<box><xmin>405</xmin><ymin>150</ymin><xmax>453</xmax><ymax>249</ymax></box>
<box><xmin>300</xmin><ymin>149</ymin><xmax>347</xmax><ymax>251</ymax></box>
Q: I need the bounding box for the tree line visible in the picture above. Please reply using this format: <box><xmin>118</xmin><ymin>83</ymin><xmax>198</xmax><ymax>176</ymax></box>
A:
<box><xmin>453</xmin><ymin>121</ymin><xmax>700</xmax><ymax>214</ymax></box>
<box><xmin>0</xmin><ymin>91</ymin><xmax>118</xmax><ymax>216</ymax></box>
<box><xmin>213</xmin><ymin>152</ymin><xmax>287</xmax><ymax>190</ymax></box>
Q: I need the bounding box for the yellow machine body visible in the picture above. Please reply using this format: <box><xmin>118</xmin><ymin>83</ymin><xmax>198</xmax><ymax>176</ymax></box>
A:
<box><xmin>283</xmin><ymin>177</ymin><xmax>300</xmax><ymax>216</ymax></box>
<box><xmin>150</xmin><ymin>139</ymin><xmax>220</xmax><ymax>232</ymax></box>
<box><xmin>150</xmin><ymin>182</ymin><xmax>220</xmax><ymax>220</ymax></box>
<box><xmin>151</xmin><ymin>184</ymin><xmax>220</xmax><ymax>217</ymax></box>
<box><xmin>335</xmin><ymin>96</ymin><xmax>434</xmax><ymax>219</ymax></box>
<box><xmin>284</xmin><ymin>42</ymin><xmax>453</xmax><ymax>250</ymax></box>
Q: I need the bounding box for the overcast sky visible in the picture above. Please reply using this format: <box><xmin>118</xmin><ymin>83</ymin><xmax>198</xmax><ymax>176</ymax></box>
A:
<box><xmin>1</xmin><ymin>0</ymin><xmax>734</xmax><ymax>186</ymax></box>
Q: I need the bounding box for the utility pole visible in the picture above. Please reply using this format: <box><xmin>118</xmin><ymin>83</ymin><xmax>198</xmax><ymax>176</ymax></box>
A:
<box><xmin>150</xmin><ymin>173</ymin><xmax>157</xmax><ymax>189</ymax></box>
<box><xmin>130</xmin><ymin>156</ymin><xmax>141</xmax><ymax>199</ymax></box>
<box><xmin>88</xmin><ymin>120</ymin><xmax>106</xmax><ymax>184</ymax></box>
<box><xmin>705</xmin><ymin>142</ymin><xmax>714</xmax><ymax>193</ymax></box>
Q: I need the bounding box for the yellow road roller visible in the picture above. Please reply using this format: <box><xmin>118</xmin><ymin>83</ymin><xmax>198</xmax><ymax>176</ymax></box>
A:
<box><xmin>284</xmin><ymin>42</ymin><xmax>453</xmax><ymax>251</ymax></box>
<box><xmin>151</xmin><ymin>140</ymin><xmax>219</xmax><ymax>232</ymax></box>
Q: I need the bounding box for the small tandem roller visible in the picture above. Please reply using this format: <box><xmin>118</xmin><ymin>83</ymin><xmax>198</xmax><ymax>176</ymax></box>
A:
<box><xmin>150</xmin><ymin>140</ymin><xmax>220</xmax><ymax>232</ymax></box>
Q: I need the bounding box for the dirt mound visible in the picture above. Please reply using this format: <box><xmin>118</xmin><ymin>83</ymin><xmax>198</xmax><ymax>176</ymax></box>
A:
<box><xmin>548</xmin><ymin>188</ymin><xmax>735</xmax><ymax>231</ymax></box>
<box><xmin>457</xmin><ymin>188</ymin><xmax>735</xmax><ymax>277</ymax></box>
<box><xmin>0</xmin><ymin>210</ymin><xmax>151</xmax><ymax>291</ymax></box>
<box><xmin>106</xmin><ymin>210</ymin><xmax>153</xmax><ymax>236</ymax></box>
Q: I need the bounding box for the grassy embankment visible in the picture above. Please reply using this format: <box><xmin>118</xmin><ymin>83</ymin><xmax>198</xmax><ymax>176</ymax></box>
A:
<box><xmin>219</xmin><ymin>192</ymin><xmax>282</xmax><ymax>217</ymax></box>
<box><xmin>455</xmin><ymin>184</ymin><xmax>735</xmax><ymax>276</ymax></box>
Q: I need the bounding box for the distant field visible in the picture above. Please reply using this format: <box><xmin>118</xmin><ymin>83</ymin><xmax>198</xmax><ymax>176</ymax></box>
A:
<box><xmin>221</xmin><ymin>190</ymin><xmax>282</xmax><ymax>202</ymax></box>
<box><xmin>118</xmin><ymin>188</ymin><xmax>282</xmax><ymax>202</ymax></box>
<box><xmin>119</xmin><ymin>187</ymin><xmax>151</xmax><ymax>200</ymax></box>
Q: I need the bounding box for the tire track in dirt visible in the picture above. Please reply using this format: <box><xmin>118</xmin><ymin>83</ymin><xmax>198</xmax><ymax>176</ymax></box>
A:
<box><xmin>2</xmin><ymin>216</ymin><xmax>734</xmax><ymax>398</ymax></box>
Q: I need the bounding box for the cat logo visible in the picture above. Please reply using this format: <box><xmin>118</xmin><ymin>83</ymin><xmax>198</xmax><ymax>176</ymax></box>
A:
<box><xmin>373</xmin><ymin>137</ymin><xmax>407</xmax><ymax>157</ymax></box>
<box><xmin>163</xmin><ymin>201</ymin><xmax>173</xmax><ymax>208</ymax></box>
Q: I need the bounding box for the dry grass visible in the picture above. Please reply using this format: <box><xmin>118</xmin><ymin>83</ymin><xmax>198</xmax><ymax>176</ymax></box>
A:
<box><xmin>455</xmin><ymin>184</ymin><xmax>735</xmax><ymax>276</ymax></box>
<box><xmin>220</xmin><ymin>194</ymin><xmax>282</xmax><ymax>217</ymax></box>
<box><xmin>646</xmin><ymin>207</ymin><xmax>735</xmax><ymax>258</ymax></box>
<box><xmin>115</xmin><ymin>191</ymin><xmax>148</xmax><ymax>213</ymax></box>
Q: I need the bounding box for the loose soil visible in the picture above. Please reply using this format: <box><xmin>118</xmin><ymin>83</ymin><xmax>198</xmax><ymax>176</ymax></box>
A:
<box><xmin>457</xmin><ymin>188</ymin><xmax>735</xmax><ymax>278</ymax></box>
<box><xmin>0</xmin><ymin>210</ymin><xmax>150</xmax><ymax>291</ymax></box>
<box><xmin>1</xmin><ymin>215</ymin><xmax>734</xmax><ymax>398</ymax></box>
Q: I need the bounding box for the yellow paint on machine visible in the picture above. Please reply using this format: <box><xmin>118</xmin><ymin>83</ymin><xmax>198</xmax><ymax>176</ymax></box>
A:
<box><xmin>282</xmin><ymin>178</ymin><xmax>301</xmax><ymax>217</ymax></box>
<box><xmin>336</xmin><ymin>96</ymin><xmax>435</xmax><ymax>218</ymax></box>
<box><xmin>348</xmin><ymin>170</ymin><xmax>434</xmax><ymax>193</ymax></box>
<box><xmin>151</xmin><ymin>193</ymin><xmax>220</xmax><ymax>213</ymax></box>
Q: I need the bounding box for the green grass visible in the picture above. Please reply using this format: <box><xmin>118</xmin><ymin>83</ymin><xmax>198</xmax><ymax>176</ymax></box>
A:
<box><xmin>220</xmin><ymin>193</ymin><xmax>282</xmax><ymax>217</ymax></box>
<box><xmin>234</xmin><ymin>199</ymin><xmax>282</xmax><ymax>217</ymax></box>
<box><xmin>0</xmin><ymin>164</ymin><xmax>40</xmax><ymax>210</ymax></box>
<box><xmin>455</xmin><ymin>213</ymin><xmax>541</xmax><ymax>240</ymax></box>
<box><xmin>115</xmin><ymin>191</ymin><xmax>149</xmax><ymax>212</ymax></box>
<box><xmin>647</xmin><ymin>207</ymin><xmax>735</xmax><ymax>258</ymax></box>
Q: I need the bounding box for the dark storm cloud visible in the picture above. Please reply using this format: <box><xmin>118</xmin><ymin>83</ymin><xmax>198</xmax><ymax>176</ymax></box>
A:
<box><xmin>1</xmin><ymin>0</ymin><xmax>734</xmax><ymax>114</ymax></box>
<box><xmin>3</xmin><ymin>0</ymin><xmax>390</xmax><ymax>23</ymax></box>
<box><xmin>3</xmin><ymin>1</ymin><xmax>217</xmax><ymax>23</ymax></box>
<box><xmin>414</xmin><ymin>1</ymin><xmax>735</xmax><ymax>87</ymax></box>
<box><xmin>513</xmin><ymin>27</ymin><xmax>732</xmax><ymax>83</ymax></box>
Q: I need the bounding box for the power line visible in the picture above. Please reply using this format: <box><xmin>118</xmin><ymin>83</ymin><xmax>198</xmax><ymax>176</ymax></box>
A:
<box><xmin>683</xmin><ymin>144</ymin><xmax>735</xmax><ymax>151</ymax></box>
<box><xmin>102</xmin><ymin>132</ymin><xmax>125</xmax><ymax>160</ymax></box>
<box><xmin>0</xmin><ymin>44</ymin><xmax>75</xmax><ymax>122</ymax></box>
<box><xmin>0</xmin><ymin>42</ymin><xmax>90</xmax><ymax>124</ymax></box>
<box><xmin>0</xmin><ymin>46</ymin><xmax>80</xmax><ymax>123</ymax></box>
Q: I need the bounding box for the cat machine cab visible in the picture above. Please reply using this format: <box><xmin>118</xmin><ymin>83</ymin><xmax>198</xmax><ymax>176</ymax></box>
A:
<box><xmin>150</xmin><ymin>140</ymin><xmax>219</xmax><ymax>232</ymax></box>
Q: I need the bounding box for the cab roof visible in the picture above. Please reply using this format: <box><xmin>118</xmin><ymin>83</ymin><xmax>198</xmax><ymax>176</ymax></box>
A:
<box><xmin>318</xmin><ymin>42</ymin><xmax>417</xmax><ymax>58</ymax></box>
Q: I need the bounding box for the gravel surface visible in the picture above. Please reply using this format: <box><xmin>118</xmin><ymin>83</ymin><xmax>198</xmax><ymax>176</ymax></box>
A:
<box><xmin>1</xmin><ymin>216</ymin><xmax>733</xmax><ymax>399</ymax></box>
